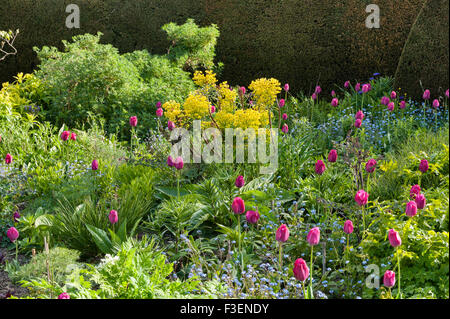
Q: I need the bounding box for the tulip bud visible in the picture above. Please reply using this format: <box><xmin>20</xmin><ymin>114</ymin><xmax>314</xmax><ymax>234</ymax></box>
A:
<box><xmin>423</xmin><ymin>89</ymin><xmax>430</xmax><ymax>100</ymax></box>
<box><xmin>282</xmin><ymin>113</ymin><xmax>288</xmax><ymax>120</ymax></box>
<box><xmin>167</xmin><ymin>121</ymin><xmax>175</xmax><ymax>131</ymax></box>
<box><xmin>388</xmin><ymin>229</ymin><xmax>402</xmax><ymax>247</ymax></box>
<box><xmin>156</xmin><ymin>108</ymin><xmax>163</xmax><ymax>117</ymax></box>
<box><xmin>91</xmin><ymin>159</ymin><xmax>99</xmax><ymax>171</ymax></box>
<box><xmin>293</xmin><ymin>258</ymin><xmax>309</xmax><ymax>282</ymax></box>
<box><xmin>415</xmin><ymin>193</ymin><xmax>426</xmax><ymax>209</ymax></box>
<box><xmin>5</xmin><ymin>153</ymin><xmax>12</xmax><ymax>164</ymax></box>
<box><xmin>390</xmin><ymin>91</ymin><xmax>397</xmax><ymax>100</ymax></box>
<box><xmin>419</xmin><ymin>159</ymin><xmax>429</xmax><ymax>173</ymax></box>
<box><xmin>174</xmin><ymin>156</ymin><xmax>184</xmax><ymax>170</ymax></box>
<box><xmin>70</xmin><ymin>132</ymin><xmax>77</xmax><ymax>141</ymax></box>
<box><xmin>331</xmin><ymin>90</ymin><xmax>336</xmax><ymax>97</ymax></box>
<box><xmin>129</xmin><ymin>116</ymin><xmax>138</xmax><ymax>127</ymax></box>
<box><xmin>381</xmin><ymin>96</ymin><xmax>390</xmax><ymax>106</ymax></box>
<box><xmin>245</xmin><ymin>210</ymin><xmax>260</xmax><ymax>224</ymax></box>
<box><xmin>311</xmin><ymin>93</ymin><xmax>317</xmax><ymax>100</ymax></box>
<box><xmin>108</xmin><ymin>210</ymin><xmax>118</xmax><ymax>224</ymax></box>
<box><xmin>167</xmin><ymin>156</ymin><xmax>174</xmax><ymax>167</ymax></box>
<box><xmin>399</xmin><ymin>101</ymin><xmax>406</xmax><ymax>109</ymax></box>
<box><xmin>344</xmin><ymin>220</ymin><xmax>354</xmax><ymax>234</ymax></box>
<box><xmin>409</xmin><ymin>184</ymin><xmax>421</xmax><ymax>199</ymax></box>
<box><xmin>307</xmin><ymin>227</ymin><xmax>320</xmax><ymax>245</ymax></box>
<box><xmin>61</xmin><ymin>131</ymin><xmax>70</xmax><ymax>141</ymax></box>
<box><xmin>279</xmin><ymin>99</ymin><xmax>285</xmax><ymax>107</ymax></box>
<box><xmin>354</xmin><ymin>190</ymin><xmax>369</xmax><ymax>206</ymax></box>
<box><xmin>239</xmin><ymin>87</ymin><xmax>246</xmax><ymax>95</ymax></box>
<box><xmin>432</xmin><ymin>99</ymin><xmax>440</xmax><ymax>109</ymax></box>
<box><xmin>355</xmin><ymin>83</ymin><xmax>361</xmax><ymax>92</ymax></box>
<box><xmin>232</xmin><ymin>197</ymin><xmax>245</xmax><ymax>214</ymax></box>
<box><xmin>6</xmin><ymin>227</ymin><xmax>19</xmax><ymax>242</ymax></box>
<box><xmin>362</xmin><ymin>84</ymin><xmax>370</xmax><ymax>93</ymax></box>
<box><xmin>58</xmin><ymin>292</ymin><xmax>71</xmax><ymax>299</ymax></box>
<box><xmin>331</xmin><ymin>98</ymin><xmax>339</xmax><ymax>107</ymax></box>
<box><xmin>355</xmin><ymin>110</ymin><xmax>365</xmax><ymax>120</ymax></box>
<box><xmin>281</xmin><ymin>124</ymin><xmax>289</xmax><ymax>134</ymax></box>
<box><xmin>156</xmin><ymin>101</ymin><xmax>162</xmax><ymax>108</ymax></box>
<box><xmin>314</xmin><ymin>86</ymin><xmax>321</xmax><ymax>94</ymax></box>
<box><xmin>210</xmin><ymin>105</ymin><xmax>216</xmax><ymax>113</ymax></box>
<box><xmin>284</xmin><ymin>83</ymin><xmax>290</xmax><ymax>92</ymax></box>
<box><xmin>315</xmin><ymin>160</ymin><xmax>326</xmax><ymax>175</ymax></box>
<box><xmin>387</xmin><ymin>102</ymin><xmax>395</xmax><ymax>112</ymax></box>
<box><xmin>344</xmin><ymin>81</ymin><xmax>350</xmax><ymax>88</ymax></box>
<box><xmin>365</xmin><ymin>159</ymin><xmax>377</xmax><ymax>173</ymax></box>
<box><xmin>276</xmin><ymin>224</ymin><xmax>290</xmax><ymax>242</ymax></box>
<box><xmin>383</xmin><ymin>270</ymin><xmax>395</xmax><ymax>288</ymax></box>
<box><xmin>405</xmin><ymin>201</ymin><xmax>417</xmax><ymax>217</ymax></box>
<box><xmin>235</xmin><ymin>175</ymin><xmax>245</xmax><ymax>188</ymax></box>
<box><xmin>328</xmin><ymin>149</ymin><xmax>337</xmax><ymax>163</ymax></box>
<box><xmin>354</xmin><ymin>119</ymin><xmax>362</xmax><ymax>128</ymax></box>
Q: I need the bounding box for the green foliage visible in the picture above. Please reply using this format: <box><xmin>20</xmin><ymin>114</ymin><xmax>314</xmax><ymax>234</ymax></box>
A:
<box><xmin>7</xmin><ymin>247</ymin><xmax>82</xmax><ymax>286</ymax></box>
<box><xmin>162</xmin><ymin>18</ymin><xmax>220</xmax><ymax>71</ymax></box>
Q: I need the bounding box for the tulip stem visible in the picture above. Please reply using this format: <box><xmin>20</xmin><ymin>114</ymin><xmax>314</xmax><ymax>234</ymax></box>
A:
<box><xmin>397</xmin><ymin>247</ymin><xmax>402</xmax><ymax>299</ymax></box>
<box><xmin>302</xmin><ymin>281</ymin><xmax>307</xmax><ymax>299</ymax></box>
<box><xmin>309</xmin><ymin>245</ymin><xmax>314</xmax><ymax>297</ymax></box>
<box><xmin>177</xmin><ymin>170</ymin><xmax>180</xmax><ymax>200</ymax></box>
<box><xmin>237</xmin><ymin>214</ymin><xmax>244</xmax><ymax>273</ymax></box>
<box><xmin>15</xmin><ymin>240</ymin><xmax>18</xmax><ymax>262</ymax></box>
<box><xmin>362</xmin><ymin>206</ymin><xmax>366</xmax><ymax>235</ymax></box>
<box><xmin>278</xmin><ymin>242</ymin><xmax>283</xmax><ymax>273</ymax></box>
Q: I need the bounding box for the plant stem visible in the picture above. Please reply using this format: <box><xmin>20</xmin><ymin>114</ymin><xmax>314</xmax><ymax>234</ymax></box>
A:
<box><xmin>15</xmin><ymin>240</ymin><xmax>18</xmax><ymax>262</ymax></box>
<box><xmin>397</xmin><ymin>247</ymin><xmax>401</xmax><ymax>299</ymax></box>
<box><xmin>309</xmin><ymin>245</ymin><xmax>314</xmax><ymax>294</ymax></box>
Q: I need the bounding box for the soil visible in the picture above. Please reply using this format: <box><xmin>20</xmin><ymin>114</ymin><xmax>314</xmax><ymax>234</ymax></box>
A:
<box><xmin>0</xmin><ymin>248</ymin><xmax>29</xmax><ymax>299</ymax></box>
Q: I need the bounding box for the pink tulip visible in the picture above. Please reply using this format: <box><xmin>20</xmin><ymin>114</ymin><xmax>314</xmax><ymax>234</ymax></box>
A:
<box><xmin>354</xmin><ymin>190</ymin><xmax>369</xmax><ymax>206</ymax></box>
<box><xmin>91</xmin><ymin>159</ymin><xmax>98</xmax><ymax>171</ymax></box>
<box><xmin>399</xmin><ymin>101</ymin><xmax>406</xmax><ymax>109</ymax></box>
<box><xmin>6</xmin><ymin>227</ymin><xmax>19</xmax><ymax>242</ymax></box>
<box><xmin>282</xmin><ymin>113</ymin><xmax>288</xmax><ymax>120</ymax></box>
<box><xmin>167</xmin><ymin>156</ymin><xmax>174</xmax><ymax>167</ymax></box>
<box><xmin>245</xmin><ymin>210</ymin><xmax>260</xmax><ymax>224</ymax></box>
<box><xmin>354</xmin><ymin>119</ymin><xmax>362</xmax><ymax>128</ymax></box>
<box><xmin>446</xmin><ymin>89</ymin><xmax>449</xmax><ymax>98</ymax></box>
<box><xmin>235</xmin><ymin>175</ymin><xmax>245</xmax><ymax>188</ymax></box>
<box><xmin>282</xmin><ymin>124</ymin><xmax>289</xmax><ymax>134</ymax></box>
<box><xmin>167</xmin><ymin>121</ymin><xmax>175</xmax><ymax>131</ymax></box>
<box><xmin>279</xmin><ymin>99</ymin><xmax>285</xmax><ymax>107</ymax></box>
<box><xmin>328</xmin><ymin>149</ymin><xmax>337</xmax><ymax>163</ymax></box>
<box><xmin>314</xmin><ymin>86</ymin><xmax>322</xmax><ymax>95</ymax></box>
<box><xmin>344</xmin><ymin>81</ymin><xmax>350</xmax><ymax>88</ymax></box>
<box><xmin>315</xmin><ymin>159</ymin><xmax>326</xmax><ymax>175</ymax></box>
<box><xmin>108</xmin><ymin>210</ymin><xmax>118</xmax><ymax>224</ymax></box>
<box><xmin>232</xmin><ymin>197</ymin><xmax>245</xmax><ymax>214</ymax></box>
<box><xmin>61</xmin><ymin>131</ymin><xmax>70</xmax><ymax>141</ymax></box>
<box><xmin>331</xmin><ymin>98</ymin><xmax>339</xmax><ymax>107</ymax></box>
<box><xmin>210</xmin><ymin>105</ymin><xmax>216</xmax><ymax>113</ymax></box>
<box><xmin>331</xmin><ymin>90</ymin><xmax>336</xmax><ymax>97</ymax></box>
<box><xmin>5</xmin><ymin>153</ymin><xmax>12</xmax><ymax>164</ymax></box>
<box><xmin>415</xmin><ymin>193</ymin><xmax>426</xmax><ymax>210</ymax></box>
<box><xmin>355</xmin><ymin>110</ymin><xmax>365</xmax><ymax>120</ymax></box>
<box><xmin>58</xmin><ymin>292</ymin><xmax>71</xmax><ymax>299</ymax></box>
<box><xmin>284</xmin><ymin>84</ymin><xmax>290</xmax><ymax>92</ymax></box>
<box><xmin>362</xmin><ymin>84</ymin><xmax>370</xmax><ymax>93</ymax></box>
<box><xmin>156</xmin><ymin>108</ymin><xmax>163</xmax><ymax>117</ymax></box>
<box><xmin>381</xmin><ymin>96</ymin><xmax>390</xmax><ymax>106</ymax></box>
<box><xmin>354</xmin><ymin>83</ymin><xmax>361</xmax><ymax>92</ymax></box>
<box><xmin>419</xmin><ymin>159</ymin><xmax>429</xmax><ymax>173</ymax></box>
<box><xmin>129</xmin><ymin>116</ymin><xmax>138</xmax><ymax>127</ymax></box>
<box><xmin>239</xmin><ymin>87</ymin><xmax>246</xmax><ymax>95</ymax></box>
<box><xmin>293</xmin><ymin>258</ymin><xmax>309</xmax><ymax>282</ymax></box>
<box><xmin>276</xmin><ymin>224</ymin><xmax>290</xmax><ymax>242</ymax></box>
<box><xmin>70</xmin><ymin>132</ymin><xmax>77</xmax><ymax>141</ymax></box>
<box><xmin>432</xmin><ymin>99</ymin><xmax>440</xmax><ymax>109</ymax></box>
<box><xmin>343</xmin><ymin>220</ymin><xmax>354</xmax><ymax>234</ymax></box>
<box><xmin>388</xmin><ymin>229</ymin><xmax>402</xmax><ymax>247</ymax></box>
<box><xmin>405</xmin><ymin>201</ymin><xmax>417</xmax><ymax>217</ymax></box>
<box><xmin>387</xmin><ymin>102</ymin><xmax>395</xmax><ymax>112</ymax></box>
<box><xmin>383</xmin><ymin>270</ymin><xmax>395</xmax><ymax>288</ymax></box>
<box><xmin>423</xmin><ymin>89</ymin><xmax>430</xmax><ymax>100</ymax></box>
<box><xmin>306</xmin><ymin>227</ymin><xmax>320</xmax><ymax>246</ymax></box>
<box><xmin>390</xmin><ymin>91</ymin><xmax>397</xmax><ymax>100</ymax></box>
<box><xmin>311</xmin><ymin>93</ymin><xmax>317</xmax><ymax>100</ymax></box>
<box><xmin>365</xmin><ymin>159</ymin><xmax>377</xmax><ymax>173</ymax></box>
<box><xmin>174</xmin><ymin>156</ymin><xmax>184</xmax><ymax>170</ymax></box>
<box><xmin>409</xmin><ymin>184</ymin><xmax>421</xmax><ymax>199</ymax></box>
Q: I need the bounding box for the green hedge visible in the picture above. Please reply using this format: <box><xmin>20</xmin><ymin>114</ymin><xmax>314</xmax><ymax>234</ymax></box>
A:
<box><xmin>394</xmin><ymin>0</ymin><xmax>449</xmax><ymax>99</ymax></box>
<box><xmin>0</xmin><ymin>0</ymin><xmax>433</xmax><ymax>93</ymax></box>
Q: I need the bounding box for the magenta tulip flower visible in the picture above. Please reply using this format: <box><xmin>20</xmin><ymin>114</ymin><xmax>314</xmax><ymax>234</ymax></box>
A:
<box><xmin>58</xmin><ymin>292</ymin><xmax>71</xmax><ymax>299</ymax></box>
<box><xmin>231</xmin><ymin>197</ymin><xmax>245</xmax><ymax>214</ymax></box>
<box><xmin>307</xmin><ymin>227</ymin><xmax>320</xmax><ymax>246</ymax></box>
<box><xmin>344</xmin><ymin>81</ymin><xmax>350</xmax><ymax>88</ymax></box>
<box><xmin>70</xmin><ymin>132</ymin><xmax>77</xmax><ymax>141</ymax></box>
<box><xmin>423</xmin><ymin>89</ymin><xmax>430</xmax><ymax>100</ymax></box>
<box><xmin>432</xmin><ymin>99</ymin><xmax>440</xmax><ymax>109</ymax></box>
<box><xmin>355</xmin><ymin>110</ymin><xmax>365</xmax><ymax>120</ymax></box>
<box><xmin>129</xmin><ymin>116</ymin><xmax>138</xmax><ymax>127</ymax></box>
<box><xmin>235</xmin><ymin>175</ymin><xmax>245</xmax><ymax>188</ymax></box>
<box><xmin>61</xmin><ymin>131</ymin><xmax>70</xmax><ymax>141</ymax></box>
<box><xmin>387</xmin><ymin>102</ymin><xmax>395</xmax><ymax>112</ymax></box>
<box><xmin>282</xmin><ymin>113</ymin><xmax>288</xmax><ymax>120</ymax></box>
<box><xmin>362</xmin><ymin>84</ymin><xmax>370</xmax><ymax>93</ymax></box>
<box><xmin>210</xmin><ymin>105</ymin><xmax>216</xmax><ymax>113</ymax></box>
<box><xmin>282</xmin><ymin>124</ymin><xmax>289</xmax><ymax>133</ymax></box>
<box><xmin>284</xmin><ymin>83</ymin><xmax>289</xmax><ymax>92</ymax></box>
<box><xmin>344</xmin><ymin>220</ymin><xmax>354</xmax><ymax>234</ymax></box>
<box><xmin>5</xmin><ymin>153</ymin><xmax>12</xmax><ymax>164</ymax></box>
<box><xmin>354</xmin><ymin>119</ymin><xmax>362</xmax><ymax>128</ymax></box>
<box><xmin>355</xmin><ymin>190</ymin><xmax>369</xmax><ymax>206</ymax></box>
<box><xmin>390</xmin><ymin>91</ymin><xmax>397</xmax><ymax>100</ymax></box>
<box><xmin>6</xmin><ymin>227</ymin><xmax>19</xmax><ymax>242</ymax></box>
<box><xmin>327</xmin><ymin>149</ymin><xmax>337</xmax><ymax>163</ymax></box>
<box><xmin>293</xmin><ymin>258</ymin><xmax>309</xmax><ymax>282</ymax></box>
<box><xmin>409</xmin><ymin>184</ymin><xmax>421</xmax><ymax>199</ymax></box>
<box><xmin>315</xmin><ymin>160</ymin><xmax>326</xmax><ymax>175</ymax></box>
<box><xmin>419</xmin><ymin>159</ymin><xmax>429</xmax><ymax>173</ymax></box>
<box><xmin>174</xmin><ymin>156</ymin><xmax>184</xmax><ymax>170</ymax></box>
<box><xmin>355</xmin><ymin>83</ymin><xmax>361</xmax><ymax>92</ymax></box>
<box><xmin>245</xmin><ymin>210</ymin><xmax>260</xmax><ymax>224</ymax></box>
<box><xmin>415</xmin><ymin>193</ymin><xmax>426</xmax><ymax>210</ymax></box>
<box><xmin>156</xmin><ymin>108</ymin><xmax>163</xmax><ymax>117</ymax></box>
<box><xmin>13</xmin><ymin>211</ymin><xmax>20</xmax><ymax>223</ymax></box>
<box><xmin>383</xmin><ymin>270</ymin><xmax>396</xmax><ymax>288</ymax></box>
<box><xmin>331</xmin><ymin>98</ymin><xmax>339</xmax><ymax>107</ymax></box>
<box><xmin>108</xmin><ymin>210</ymin><xmax>118</xmax><ymax>224</ymax></box>
<box><xmin>167</xmin><ymin>155</ymin><xmax>174</xmax><ymax>167</ymax></box>
<box><xmin>399</xmin><ymin>101</ymin><xmax>406</xmax><ymax>109</ymax></box>
<box><xmin>167</xmin><ymin>121</ymin><xmax>175</xmax><ymax>131</ymax></box>
<box><xmin>91</xmin><ymin>159</ymin><xmax>99</xmax><ymax>171</ymax></box>
<box><xmin>405</xmin><ymin>201</ymin><xmax>417</xmax><ymax>217</ymax></box>
<box><xmin>365</xmin><ymin>159</ymin><xmax>377</xmax><ymax>173</ymax></box>
<box><xmin>276</xmin><ymin>224</ymin><xmax>290</xmax><ymax>242</ymax></box>
<box><xmin>388</xmin><ymin>229</ymin><xmax>402</xmax><ymax>247</ymax></box>
<box><xmin>279</xmin><ymin>99</ymin><xmax>285</xmax><ymax>107</ymax></box>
